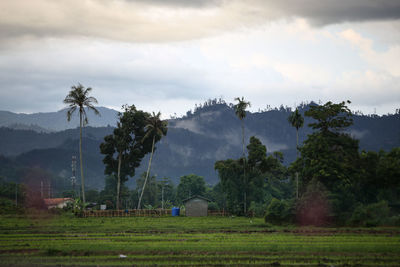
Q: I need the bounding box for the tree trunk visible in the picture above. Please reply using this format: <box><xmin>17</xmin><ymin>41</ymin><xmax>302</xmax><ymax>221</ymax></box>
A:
<box><xmin>116</xmin><ymin>153</ymin><xmax>122</xmax><ymax>210</ymax></box>
<box><xmin>79</xmin><ymin>110</ymin><xmax>86</xmax><ymax>205</ymax></box>
<box><xmin>296</xmin><ymin>128</ymin><xmax>299</xmax><ymax>199</ymax></box>
<box><xmin>241</xmin><ymin>120</ymin><xmax>245</xmax><ymax>157</ymax></box>
<box><xmin>241</xmin><ymin>119</ymin><xmax>246</xmax><ymax>215</ymax></box>
<box><xmin>296</xmin><ymin>128</ymin><xmax>299</xmax><ymax>158</ymax></box>
<box><xmin>137</xmin><ymin>135</ymin><xmax>155</xmax><ymax>210</ymax></box>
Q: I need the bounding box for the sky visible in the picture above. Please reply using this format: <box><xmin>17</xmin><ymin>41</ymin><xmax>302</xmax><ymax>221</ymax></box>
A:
<box><xmin>0</xmin><ymin>0</ymin><xmax>399</xmax><ymax>117</ymax></box>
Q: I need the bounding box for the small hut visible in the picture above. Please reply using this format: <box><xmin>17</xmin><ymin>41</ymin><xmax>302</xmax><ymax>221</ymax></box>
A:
<box><xmin>183</xmin><ymin>195</ymin><xmax>210</xmax><ymax>217</ymax></box>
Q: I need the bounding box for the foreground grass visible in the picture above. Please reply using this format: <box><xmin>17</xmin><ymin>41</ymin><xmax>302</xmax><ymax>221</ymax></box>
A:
<box><xmin>0</xmin><ymin>214</ymin><xmax>400</xmax><ymax>266</ymax></box>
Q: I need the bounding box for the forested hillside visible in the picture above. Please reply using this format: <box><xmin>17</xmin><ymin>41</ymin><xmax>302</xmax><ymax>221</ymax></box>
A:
<box><xmin>0</xmin><ymin>102</ymin><xmax>399</xmax><ymax>190</ymax></box>
<box><xmin>0</xmin><ymin>107</ymin><xmax>118</xmax><ymax>132</ymax></box>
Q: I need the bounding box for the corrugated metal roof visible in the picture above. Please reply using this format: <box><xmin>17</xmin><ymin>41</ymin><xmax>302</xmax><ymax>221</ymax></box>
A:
<box><xmin>182</xmin><ymin>195</ymin><xmax>211</xmax><ymax>203</ymax></box>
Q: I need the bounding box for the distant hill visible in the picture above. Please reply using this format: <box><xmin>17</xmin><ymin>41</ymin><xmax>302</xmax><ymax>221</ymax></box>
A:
<box><xmin>0</xmin><ymin>102</ymin><xmax>399</xmax><ymax>190</ymax></box>
<box><xmin>0</xmin><ymin>107</ymin><xmax>118</xmax><ymax>132</ymax></box>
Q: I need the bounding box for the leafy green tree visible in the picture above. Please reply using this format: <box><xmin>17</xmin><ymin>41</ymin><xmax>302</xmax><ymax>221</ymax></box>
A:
<box><xmin>99</xmin><ymin>175</ymin><xmax>129</xmax><ymax>210</ymax></box>
<box><xmin>63</xmin><ymin>83</ymin><xmax>100</xmax><ymax>204</ymax></box>
<box><xmin>100</xmin><ymin>105</ymin><xmax>153</xmax><ymax>210</ymax></box>
<box><xmin>157</xmin><ymin>177</ymin><xmax>175</xmax><ymax>209</ymax></box>
<box><xmin>233</xmin><ymin>97</ymin><xmax>251</xmax><ymax>213</ymax></box>
<box><xmin>293</xmin><ymin>101</ymin><xmax>359</xmax><ymax>192</ymax></box>
<box><xmin>135</xmin><ymin>173</ymin><xmax>158</xmax><ymax>207</ymax></box>
<box><xmin>85</xmin><ymin>189</ymin><xmax>99</xmax><ymax>203</ymax></box>
<box><xmin>264</xmin><ymin>198</ymin><xmax>293</xmax><ymax>225</ymax></box>
<box><xmin>376</xmin><ymin>148</ymin><xmax>400</xmax><ymax>203</ymax></box>
<box><xmin>176</xmin><ymin>174</ymin><xmax>206</xmax><ymax>203</ymax></box>
<box><xmin>288</xmin><ymin>108</ymin><xmax>304</xmax><ymax>198</ymax></box>
<box><xmin>215</xmin><ymin>136</ymin><xmax>289</xmax><ymax>215</ymax></box>
<box><xmin>138</xmin><ymin>112</ymin><xmax>168</xmax><ymax>209</ymax></box>
<box><xmin>215</xmin><ymin>159</ymin><xmax>244</xmax><ymax>214</ymax></box>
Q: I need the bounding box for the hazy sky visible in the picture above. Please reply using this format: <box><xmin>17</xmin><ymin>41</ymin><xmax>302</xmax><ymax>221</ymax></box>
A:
<box><xmin>0</xmin><ymin>0</ymin><xmax>399</xmax><ymax>117</ymax></box>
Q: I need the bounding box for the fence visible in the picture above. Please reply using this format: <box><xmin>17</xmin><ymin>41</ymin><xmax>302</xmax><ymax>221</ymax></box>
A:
<box><xmin>81</xmin><ymin>209</ymin><xmax>231</xmax><ymax>217</ymax></box>
<box><xmin>207</xmin><ymin>210</ymin><xmax>231</xmax><ymax>216</ymax></box>
<box><xmin>82</xmin><ymin>209</ymin><xmax>172</xmax><ymax>217</ymax></box>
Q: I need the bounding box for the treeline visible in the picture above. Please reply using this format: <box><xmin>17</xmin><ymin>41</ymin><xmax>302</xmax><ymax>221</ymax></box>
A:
<box><xmin>214</xmin><ymin>101</ymin><xmax>400</xmax><ymax>226</ymax></box>
<box><xmin>1</xmin><ymin>98</ymin><xmax>399</xmax><ymax>227</ymax></box>
<box><xmin>61</xmin><ymin>173</ymin><xmax>217</xmax><ymax>210</ymax></box>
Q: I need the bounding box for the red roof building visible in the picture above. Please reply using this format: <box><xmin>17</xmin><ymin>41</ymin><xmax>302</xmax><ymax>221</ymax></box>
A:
<box><xmin>43</xmin><ymin>198</ymin><xmax>73</xmax><ymax>209</ymax></box>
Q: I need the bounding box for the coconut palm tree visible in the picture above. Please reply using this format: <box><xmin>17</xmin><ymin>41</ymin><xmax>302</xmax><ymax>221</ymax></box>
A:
<box><xmin>137</xmin><ymin>112</ymin><xmax>167</xmax><ymax>209</ymax></box>
<box><xmin>63</xmin><ymin>83</ymin><xmax>100</xmax><ymax>205</ymax></box>
<box><xmin>288</xmin><ymin>108</ymin><xmax>304</xmax><ymax>198</ymax></box>
<box><xmin>234</xmin><ymin>97</ymin><xmax>250</xmax><ymax>214</ymax></box>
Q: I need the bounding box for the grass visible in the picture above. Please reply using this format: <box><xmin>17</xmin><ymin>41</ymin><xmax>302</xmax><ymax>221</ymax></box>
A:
<box><xmin>1</xmin><ymin>213</ymin><xmax>400</xmax><ymax>266</ymax></box>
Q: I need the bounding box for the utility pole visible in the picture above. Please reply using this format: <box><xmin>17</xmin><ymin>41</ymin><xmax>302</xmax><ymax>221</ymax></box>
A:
<box><xmin>160</xmin><ymin>177</ymin><xmax>169</xmax><ymax>210</ymax></box>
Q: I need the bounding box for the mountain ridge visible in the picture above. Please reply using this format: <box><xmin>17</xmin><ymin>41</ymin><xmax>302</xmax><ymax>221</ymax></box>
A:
<box><xmin>0</xmin><ymin>102</ymin><xmax>399</xmax><ymax>189</ymax></box>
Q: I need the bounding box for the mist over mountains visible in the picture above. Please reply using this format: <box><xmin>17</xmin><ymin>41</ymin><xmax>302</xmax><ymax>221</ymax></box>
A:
<box><xmin>0</xmin><ymin>107</ymin><xmax>118</xmax><ymax>132</ymax></box>
<box><xmin>0</xmin><ymin>102</ymin><xmax>399</xmax><ymax>190</ymax></box>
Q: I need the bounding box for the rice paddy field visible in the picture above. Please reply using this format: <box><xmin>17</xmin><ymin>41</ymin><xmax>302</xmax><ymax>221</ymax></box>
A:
<box><xmin>1</xmin><ymin>213</ymin><xmax>400</xmax><ymax>266</ymax></box>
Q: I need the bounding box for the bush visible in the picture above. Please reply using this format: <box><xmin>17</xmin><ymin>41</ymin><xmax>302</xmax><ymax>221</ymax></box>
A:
<box><xmin>249</xmin><ymin>201</ymin><xmax>266</xmax><ymax>217</ymax></box>
<box><xmin>349</xmin><ymin>201</ymin><xmax>391</xmax><ymax>227</ymax></box>
<box><xmin>208</xmin><ymin>202</ymin><xmax>219</xmax><ymax>211</ymax></box>
<box><xmin>0</xmin><ymin>197</ymin><xmax>18</xmax><ymax>214</ymax></box>
<box><xmin>385</xmin><ymin>215</ymin><xmax>400</xmax><ymax>226</ymax></box>
<box><xmin>264</xmin><ymin>198</ymin><xmax>293</xmax><ymax>224</ymax></box>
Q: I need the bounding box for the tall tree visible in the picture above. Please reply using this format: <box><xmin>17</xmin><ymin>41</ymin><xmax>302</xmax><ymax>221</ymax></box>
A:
<box><xmin>288</xmin><ymin>108</ymin><xmax>304</xmax><ymax>198</ymax></box>
<box><xmin>233</xmin><ymin>97</ymin><xmax>251</xmax><ymax>214</ymax></box>
<box><xmin>234</xmin><ymin>97</ymin><xmax>251</xmax><ymax>157</ymax></box>
<box><xmin>294</xmin><ymin>101</ymin><xmax>358</xmax><ymax>191</ymax></box>
<box><xmin>100</xmin><ymin>105</ymin><xmax>153</xmax><ymax>210</ymax></box>
<box><xmin>137</xmin><ymin>112</ymin><xmax>167</xmax><ymax>209</ymax></box>
<box><xmin>63</xmin><ymin>83</ymin><xmax>99</xmax><ymax>204</ymax></box>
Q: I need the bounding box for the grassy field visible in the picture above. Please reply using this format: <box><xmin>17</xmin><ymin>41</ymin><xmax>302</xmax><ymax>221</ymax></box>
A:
<box><xmin>1</xmin><ymin>213</ymin><xmax>400</xmax><ymax>266</ymax></box>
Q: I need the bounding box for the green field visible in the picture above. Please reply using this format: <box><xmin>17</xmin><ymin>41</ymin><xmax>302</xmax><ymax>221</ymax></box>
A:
<box><xmin>1</xmin><ymin>214</ymin><xmax>400</xmax><ymax>266</ymax></box>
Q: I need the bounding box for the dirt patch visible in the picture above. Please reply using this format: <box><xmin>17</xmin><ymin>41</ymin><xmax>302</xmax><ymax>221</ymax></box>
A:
<box><xmin>0</xmin><ymin>249</ymin><xmax>39</xmax><ymax>254</ymax></box>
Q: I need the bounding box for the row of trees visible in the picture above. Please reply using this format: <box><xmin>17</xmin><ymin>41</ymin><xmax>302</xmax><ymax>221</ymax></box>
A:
<box><xmin>62</xmin><ymin>83</ymin><xmax>399</xmax><ymax>226</ymax></box>
<box><xmin>64</xmin><ymin>84</ymin><xmax>167</xmax><ymax>209</ymax></box>
<box><xmin>216</xmin><ymin>99</ymin><xmax>400</xmax><ymax>225</ymax></box>
<box><xmin>71</xmin><ymin>173</ymin><xmax>210</xmax><ymax>210</ymax></box>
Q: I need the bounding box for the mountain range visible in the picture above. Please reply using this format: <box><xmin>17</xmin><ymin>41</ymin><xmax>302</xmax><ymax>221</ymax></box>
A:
<box><xmin>0</xmin><ymin>101</ymin><xmax>399</xmax><ymax>190</ymax></box>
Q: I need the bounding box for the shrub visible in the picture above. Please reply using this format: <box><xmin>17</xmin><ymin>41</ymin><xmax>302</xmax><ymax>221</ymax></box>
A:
<box><xmin>264</xmin><ymin>198</ymin><xmax>293</xmax><ymax>224</ymax></box>
<box><xmin>249</xmin><ymin>201</ymin><xmax>266</xmax><ymax>217</ymax></box>
<box><xmin>208</xmin><ymin>201</ymin><xmax>219</xmax><ymax>211</ymax></box>
<box><xmin>349</xmin><ymin>201</ymin><xmax>391</xmax><ymax>227</ymax></box>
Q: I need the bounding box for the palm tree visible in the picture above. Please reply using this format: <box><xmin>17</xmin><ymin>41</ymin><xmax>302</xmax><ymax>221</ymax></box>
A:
<box><xmin>233</xmin><ymin>97</ymin><xmax>250</xmax><ymax>214</ymax></box>
<box><xmin>288</xmin><ymin>108</ymin><xmax>304</xmax><ymax>198</ymax></box>
<box><xmin>234</xmin><ymin>97</ymin><xmax>251</xmax><ymax>157</ymax></box>
<box><xmin>63</xmin><ymin>83</ymin><xmax>100</xmax><ymax>205</ymax></box>
<box><xmin>137</xmin><ymin>112</ymin><xmax>167</xmax><ymax>209</ymax></box>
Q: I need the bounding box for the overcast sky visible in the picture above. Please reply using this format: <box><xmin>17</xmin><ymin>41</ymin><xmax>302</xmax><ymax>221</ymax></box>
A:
<box><xmin>0</xmin><ymin>0</ymin><xmax>399</xmax><ymax>117</ymax></box>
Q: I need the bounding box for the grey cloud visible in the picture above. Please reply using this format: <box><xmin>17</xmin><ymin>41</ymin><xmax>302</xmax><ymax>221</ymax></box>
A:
<box><xmin>269</xmin><ymin>0</ymin><xmax>400</xmax><ymax>26</ymax></box>
<box><xmin>127</xmin><ymin>0</ymin><xmax>222</xmax><ymax>8</ymax></box>
<box><xmin>1</xmin><ymin>0</ymin><xmax>399</xmax><ymax>44</ymax></box>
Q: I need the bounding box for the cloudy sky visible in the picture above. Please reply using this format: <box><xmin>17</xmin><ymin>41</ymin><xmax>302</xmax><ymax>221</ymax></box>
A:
<box><xmin>0</xmin><ymin>0</ymin><xmax>399</xmax><ymax>117</ymax></box>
